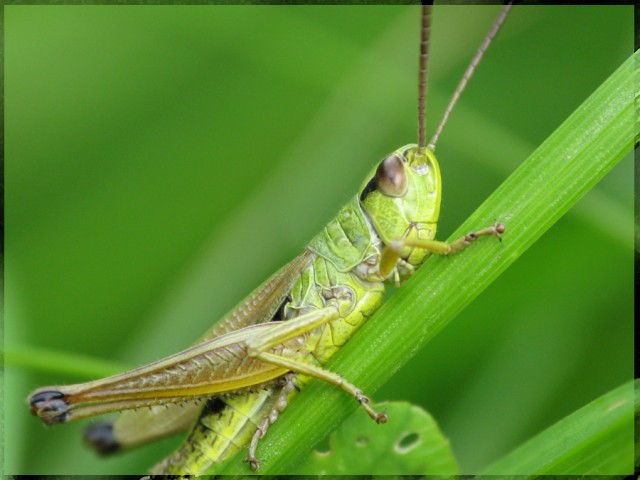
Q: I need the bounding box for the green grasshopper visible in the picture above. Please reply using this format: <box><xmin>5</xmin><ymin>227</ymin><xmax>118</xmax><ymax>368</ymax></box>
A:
<box><xmin>29</xmin><ymin>5</ymin><xmax>509</xmax><ymax>475</ymax></box>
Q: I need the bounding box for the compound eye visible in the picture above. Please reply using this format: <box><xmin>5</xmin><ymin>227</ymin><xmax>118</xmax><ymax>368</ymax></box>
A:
<box><xmin>376</xmin><ymin>154</ymin><xmax>407</xmax><ymax>197</ymax></box>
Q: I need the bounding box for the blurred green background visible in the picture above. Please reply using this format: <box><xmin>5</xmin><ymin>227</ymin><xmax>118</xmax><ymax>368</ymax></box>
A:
<box><xmin>4</xmin><ymin>5</ymin><xmax>633</xmax><ymax>475</ymax></box>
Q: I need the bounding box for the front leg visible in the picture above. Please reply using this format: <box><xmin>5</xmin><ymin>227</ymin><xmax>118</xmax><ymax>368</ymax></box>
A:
<box><xmin>380</xmin><ymin>220</ymin><xmax>505</xmax><ymax>276</ymax></box>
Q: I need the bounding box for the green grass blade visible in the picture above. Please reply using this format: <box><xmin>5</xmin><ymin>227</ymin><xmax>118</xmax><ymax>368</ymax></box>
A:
<box><xmin>478</xmin><ymin>380</ymin><xmax>634</xmax><ymax>476</ymax></box>
<box><xmin>214</xmin><ymin>50</ymin><xmax>636</xmax><ymax>475</ymax></box>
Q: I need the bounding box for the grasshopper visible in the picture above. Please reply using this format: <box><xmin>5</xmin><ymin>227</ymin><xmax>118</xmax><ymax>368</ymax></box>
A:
<box><xmin>29</xmin><ymin>5</ymin><xmax>510</xmax><ymax>475</ymax></box>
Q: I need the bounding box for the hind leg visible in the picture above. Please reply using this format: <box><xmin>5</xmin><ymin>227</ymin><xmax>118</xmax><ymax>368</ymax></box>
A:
<box><xmin>246</xmin><ymin>373</ymin><xmax>298</xmax><ymax>471</ymax></box>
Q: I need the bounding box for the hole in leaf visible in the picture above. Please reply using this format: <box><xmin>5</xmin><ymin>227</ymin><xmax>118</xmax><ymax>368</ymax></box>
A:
<box><xmin>395</xmin><ymin>432</ymin><xmax>420</xmax><ymax>454</ymax></box>
<box><xmin>355</xmin><ymin>435</ymin><xmax>369</xmax><ymax>447</ymax></box>
<box><xmin>312</xmin><ymin>436</ymin><xmax>332</xmax><ymax>457</ymax></box>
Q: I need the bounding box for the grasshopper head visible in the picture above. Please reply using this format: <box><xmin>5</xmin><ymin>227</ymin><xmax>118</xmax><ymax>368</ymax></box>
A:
<box><xmin>359</xmin><ymin>144</ymin><xmax>441</xmax><ymax>267</ymax></box>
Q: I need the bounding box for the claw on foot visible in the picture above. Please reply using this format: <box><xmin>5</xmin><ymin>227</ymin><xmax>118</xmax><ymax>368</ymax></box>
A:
<box><xmin>492</xmin><ymin>220</ymin><xmax>506</xmax><ymax>240</ymax></box>
<box><xmin>472</xmin><ymin>220</ymin><xmax>506</xmax><ymax>243</ymax></box>
<box><xmin>247</xmin><ymin>456</ymin><xmax>262</xmax><ymax>471</ymax></box>
<box><xmin>376</xmin><ymin>411</ymin><xmax>388</xmax><ymax>424</ymax></box>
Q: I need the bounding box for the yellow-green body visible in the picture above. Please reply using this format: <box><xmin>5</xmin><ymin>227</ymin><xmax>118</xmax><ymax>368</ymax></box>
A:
<box><xmin>144</xmin><ymin>144</ymin><xmax>441</xmax><ymax>473</ymax></box>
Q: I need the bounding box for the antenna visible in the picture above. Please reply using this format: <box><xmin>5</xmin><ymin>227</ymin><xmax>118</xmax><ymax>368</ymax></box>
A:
<box><xmin>416</xmin><ymin>5</ymin><xmax>431</xmax><ymax>156</ymax></box>
<box><xmin>428</xmin><ymin>3</ymin><xmax>513</xmax><ymax>152</ymax></box>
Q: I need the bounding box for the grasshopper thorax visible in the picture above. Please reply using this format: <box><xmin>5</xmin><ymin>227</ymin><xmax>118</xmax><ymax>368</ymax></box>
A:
<box><xmin>359</xmin><ymin>144</ymin><xmax>441</xmax><ymax>268</ymax></box>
